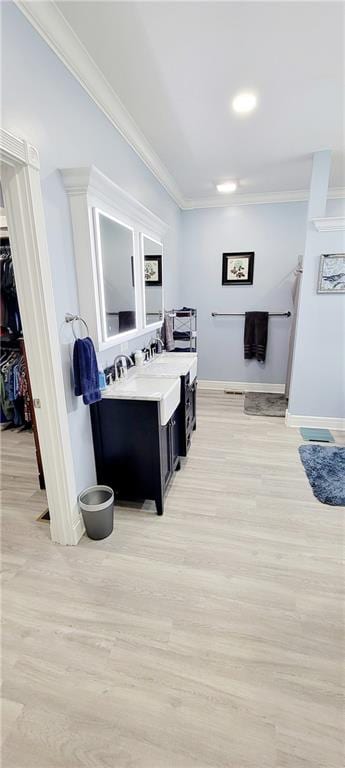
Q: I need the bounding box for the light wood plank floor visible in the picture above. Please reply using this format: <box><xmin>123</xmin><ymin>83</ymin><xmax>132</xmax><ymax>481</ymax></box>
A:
<box><xmin>1</xmin><ymin>392</ymin><xmax>344</xmax><ymax>768</ymax></box>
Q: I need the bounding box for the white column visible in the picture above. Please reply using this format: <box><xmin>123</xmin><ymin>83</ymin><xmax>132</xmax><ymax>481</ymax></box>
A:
<box><xmin>287</xmin><ymin>150</ymin><xmax>345</xmax><ymax>427</ymax></box>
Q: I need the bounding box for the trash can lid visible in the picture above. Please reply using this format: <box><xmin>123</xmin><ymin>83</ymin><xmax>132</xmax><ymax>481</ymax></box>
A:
<box><xmin>78</xmin><ymin>485</ymin><xmax>114</xmax><ymax>512</ymax></box>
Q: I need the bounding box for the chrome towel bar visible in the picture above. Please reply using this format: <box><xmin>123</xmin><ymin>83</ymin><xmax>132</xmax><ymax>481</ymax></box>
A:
<box><xmin>211</xmin><ymin>311</ymin><xmax>291</xmax><ymax>318</ymax></box>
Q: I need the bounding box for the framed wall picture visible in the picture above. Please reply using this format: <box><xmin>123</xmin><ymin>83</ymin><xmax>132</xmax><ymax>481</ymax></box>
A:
<box><xmin>222</xmin><ymin>252</ymin><xmax>255</xmax><ymax>286</ymax></box>
<box><xmin>144</xmin><ymin>254</ymin><xmax>162</xmax><ymax>286</ymax></box>
<box><xmin>317</xmin><ymin>253</ymin><xmax>345</xmax><ymax>293</ymax></box>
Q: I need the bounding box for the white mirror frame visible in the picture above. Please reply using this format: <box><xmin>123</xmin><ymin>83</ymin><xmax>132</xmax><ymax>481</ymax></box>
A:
<box><xmin>141</xmin><ymin>232</ymin><xmax>164</xmax><ymax>330</ymax></box>
<box><xmin>61</xmin><ymin>165</ymin><xmax>168</xmax><ymax>351</ymax></box>
<box><xmin>93</xmin><ymin>208</ymin><xmax>139</xmax><ymax>344</ymax></box>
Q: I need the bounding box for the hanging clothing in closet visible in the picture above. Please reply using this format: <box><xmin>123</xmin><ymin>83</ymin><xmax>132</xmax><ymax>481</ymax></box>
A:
<box><xmin>0</xmin><ymin>239</ymin><xmax>30</xmax><ymax>427</ymax></box>
<box><xmin>0</xmin><ymin>349</ymin><xmax>31</xmax><ymax>427</ymax></box>
<box><xmin>0</xmin><ymin>240</ymin><xmax>21</xmax><ymax>339</ymax></box>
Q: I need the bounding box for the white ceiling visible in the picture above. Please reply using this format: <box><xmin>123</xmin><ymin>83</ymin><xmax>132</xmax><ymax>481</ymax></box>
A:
<box><xmin>25</xmin><ymin>1</ymin><xmax>345</xmax><ymax>206</ymax></box>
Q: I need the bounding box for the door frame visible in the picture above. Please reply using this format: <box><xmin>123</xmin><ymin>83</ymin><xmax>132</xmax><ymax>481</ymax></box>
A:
<box><xmin>0</xmin><ymin>127</ymin><xmax>84</xmax><ymax>545</ymax></box>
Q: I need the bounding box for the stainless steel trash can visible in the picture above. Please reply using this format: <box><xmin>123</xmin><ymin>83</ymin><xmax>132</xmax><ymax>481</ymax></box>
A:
<box><xmin>78</xmin><ymin>485</ymin><xmax>114</xmax><ymax>540</ymax></box>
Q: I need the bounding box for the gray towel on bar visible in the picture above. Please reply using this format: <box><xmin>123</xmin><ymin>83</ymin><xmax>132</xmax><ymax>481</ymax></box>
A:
<box><xmin>164</xmin><ymin>311</ymin><xmax>175</xmax><ymax>351</ymax></box>
<box><xmin>244</xmin><ymin>311</ymin><xmax>269</xmax><ymax>363</ymax></box>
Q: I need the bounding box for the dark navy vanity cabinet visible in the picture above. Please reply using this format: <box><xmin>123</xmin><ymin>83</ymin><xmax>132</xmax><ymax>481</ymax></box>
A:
<box><xmin>90</xmin><ymin>368</ymin><xmax>197</xmax><ymax>516</ymax></box>
<box><xmin>90</xmin><ymin>398</ymin><xmax>180</xmax><ymax>516</ymax></box>
<box><xmin>176</xmin><ymin>373</ymin><xmax>197</xmax><ymax>456</ymax></box>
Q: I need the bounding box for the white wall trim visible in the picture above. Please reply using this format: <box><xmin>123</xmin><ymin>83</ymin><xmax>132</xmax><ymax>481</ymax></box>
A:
<box><xmin>312</xmin><ymin>216</ymin><xmax>345</xmax><ymax>232</ymax></box>
<box><xmin>14</xmin><ymin>2</ymin><xmax>345</xmax><ymax>212</ymax></box>
<box><xmin>286</xmin><ymin>411</ymin><xmax>345</xmax><ymax>431</ymax></box>
<box><xmin>0</xmin><ymin>127</ymin><xmax>40</xmax><ymax>170</ymax></box>
<box><xmin>198</xmin><ymin>380</ymin><xmax>285</xmax><ymax>394</ymax></box>
<box><xmin>0</xmin><ymin>127</ymin><xmax>83</xmax><ymax>545</ymax></box>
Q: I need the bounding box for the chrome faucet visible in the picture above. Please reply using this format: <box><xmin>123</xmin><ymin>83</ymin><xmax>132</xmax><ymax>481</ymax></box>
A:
<box><xmin>142</xmin><ymin>345</ymin><xmax>151</xmax><ymax>362</ymax></box>
<box><xmin>149</xmin><ymin>338</ymin><xmax>157</xmax><ymax>359</ymax></box>
<box><xmin>156</xmin><ymin>337</ymin><xmax>164</xmax><ymax>353</ymax></box>
<box><xmin>113</xmin><ymin>354</ymin><xmax>134</xmax><ymax>381</ymax></box>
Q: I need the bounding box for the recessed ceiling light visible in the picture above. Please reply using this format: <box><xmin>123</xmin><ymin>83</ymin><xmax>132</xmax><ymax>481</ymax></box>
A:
<box><xmin>232</xmin><ymin>91</ymin><xmax>257</xmax><ymax>114</ymax></box>
<box><xmin>216</xmin><ymin>181</ymin><xmax>237</xmax><ymax>194</ymax></box>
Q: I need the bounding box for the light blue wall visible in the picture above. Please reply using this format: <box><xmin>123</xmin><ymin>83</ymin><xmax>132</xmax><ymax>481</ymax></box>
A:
<box><xmin>2</xmin><ymin>2</ymin><xmax>181</xmax><ymax>494</ymax></box>
<box><xmin>180</xmin><ymin>203</ymin><xmax>307</xmax><ymax>383</ymax></box>
<box><xmin>289</xmin><ymin>193</ymin><xmax>345</xmax><ymax>419</ymax></box>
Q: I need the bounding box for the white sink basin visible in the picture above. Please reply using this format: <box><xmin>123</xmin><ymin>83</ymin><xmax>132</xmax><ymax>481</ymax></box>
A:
<box><xmin>102</xmin><ymin>375</ymin><xmax>180</xmax><ymax>426</ymax></box>
<box><xmin>161</xmin><ymin>352</ymin><xmax>197</xmax><ymax>360</ymax></box>
<box><xmin>139</xmin><ymin>353</ymin><xmax>198</xmax><ymax>382</ymax></box>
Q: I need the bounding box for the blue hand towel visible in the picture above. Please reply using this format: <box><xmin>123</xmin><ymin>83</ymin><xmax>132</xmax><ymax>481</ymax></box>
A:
<box><xmin>73</xmin><ymin>337</ymin><xmax>101</xmax><ymax>405</ymax></box>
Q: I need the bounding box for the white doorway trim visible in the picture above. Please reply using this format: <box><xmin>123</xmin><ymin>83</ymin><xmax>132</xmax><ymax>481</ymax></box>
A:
<box><xmin>0</xmin><ymin>128</ymin><xmax>84</xmax><ymax>545</ymax></box>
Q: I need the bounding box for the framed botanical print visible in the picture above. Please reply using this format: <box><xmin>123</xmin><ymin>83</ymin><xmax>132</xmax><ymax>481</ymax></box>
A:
<box><xmin>222</xmin><ymin>252</ymin><xmax>255</xmax><ymax>286</ymax></box>
<box><xmin>317</xmin><ymin>253</ymin><xmax>345</xmax><ymax>293</ymax></box>
<box><xmin>144</xmin><ymin>254</ymin><xmax>162</xmax><ymax>286</ymax></box>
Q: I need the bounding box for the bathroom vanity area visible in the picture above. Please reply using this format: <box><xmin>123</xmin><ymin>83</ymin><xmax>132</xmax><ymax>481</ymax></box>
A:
<box><xmin>91</xmin><ymin>352</ymin><xmax>197</xmax><ymax>515</ymax></box>
<box><xmin>62</xmin><ymin>164</ymin><xmax>198</xmax><ymax>516</ymax></box>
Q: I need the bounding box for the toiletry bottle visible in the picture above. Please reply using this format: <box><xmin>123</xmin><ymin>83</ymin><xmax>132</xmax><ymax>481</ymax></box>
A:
<box><xmin>134</xmin><ymin>350</ymin><xmax>144</xmax><ymax>367</ymax></box>
<box><xmin>98</xmin><ymin>366</ymin><xmax>107</xmax><ymax>390</ymax></box>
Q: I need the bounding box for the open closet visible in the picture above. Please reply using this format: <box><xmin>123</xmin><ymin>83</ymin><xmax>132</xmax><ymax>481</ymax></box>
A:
<box><xmin>0</xmin><ymin>194</ymin><xmax>47</xmax><ymax>517</ymax></box>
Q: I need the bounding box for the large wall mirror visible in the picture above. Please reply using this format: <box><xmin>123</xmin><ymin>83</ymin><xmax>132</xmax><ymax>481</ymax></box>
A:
<box><xmin>95</xmin><ymin>210</ymin><xmax>137</xmax><ymax>340</ymax></box>
<box><xmin>142</xmin><ymin>234</ymin><xmax>163</xmax><ymax>327</ymax></box>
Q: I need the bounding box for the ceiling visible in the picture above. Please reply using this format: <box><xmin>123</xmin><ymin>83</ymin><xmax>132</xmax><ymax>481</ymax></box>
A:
<box><xmin>20</xmin><ymin>1</ymin><xmax>345</xmax><ymax>207</ymax></box>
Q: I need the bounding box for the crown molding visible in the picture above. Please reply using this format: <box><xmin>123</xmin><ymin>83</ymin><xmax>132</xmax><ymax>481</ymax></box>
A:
<box><xmin>182</xmin><ymin>186</ymin><xmax>345</xmax><ymax>210</ymax></box>
<box><xmin>14</xmin><ymin>2</ymin><xmax>345</xmax><ymax>213</ymax></box>
<box><xmin>61</xmin><ymin>165</ymin><xmax>169</xmax><ymax>237</ymax></box>
<box><xmin>15</xmin><ymin>0</ymin><xmax>184</xmax><ymax>208</ymax></box>
<box><xmin>312</xmin><ymin>216</ymin><xmax>345</xmax><ymax>232</ymax></box>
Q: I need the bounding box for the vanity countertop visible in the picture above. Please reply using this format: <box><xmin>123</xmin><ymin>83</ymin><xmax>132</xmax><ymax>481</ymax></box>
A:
<box><xmin>102</xmin><ymin>374</ymin><xmax>180</xmax><ymax>401</ymax></box>
<box><xmin>101</xmin><ymin>374</ymin><xmax>181</xmax><ymax>426</ymax></box>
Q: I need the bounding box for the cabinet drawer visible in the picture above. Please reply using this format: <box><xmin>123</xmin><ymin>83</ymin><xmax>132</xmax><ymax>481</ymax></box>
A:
<box><xmin>185</xmin><ymin>392</ymin><xmax>193</xmax><ymax>412</ymax></box>
<box><xmin>185</xmin><ymin>391</ymin><xmax>192</xmax><ymax>408</ymax></box>
<box><xmin>185</xmin><ymin>384</ymin><xmax>194</xmax><ymax>404</ymax></box>
<box><xmin>185</xmin><ymin>411</ymin><xmax>192</xmax><ymax>432</ymax></box>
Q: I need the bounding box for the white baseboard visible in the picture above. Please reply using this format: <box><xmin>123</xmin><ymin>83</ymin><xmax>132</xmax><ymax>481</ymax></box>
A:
<box><xmin>198</xmin><ymin>379</ymin><xmax>285</xmax><ymax>394</ymax></box>
<box><xmin>72</xmin><ymin>514</ymin><xmax>85</xmax><ymax>545</ymax></box>
<box><xmin>286</xmin><ymin>410</ymin><xmax>345</xmax><ymax>431</ymax></box>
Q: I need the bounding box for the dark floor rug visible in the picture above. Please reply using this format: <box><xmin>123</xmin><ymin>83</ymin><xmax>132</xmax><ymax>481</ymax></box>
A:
<box><xmin>244</xmin><ymin>392</ymin><xmax>288</xmax><ymax>417</ymax></box>
<box><xmin>299</xmin><ymin>445</ymin><xmax>345</xmax><ymax>506</ymax></box>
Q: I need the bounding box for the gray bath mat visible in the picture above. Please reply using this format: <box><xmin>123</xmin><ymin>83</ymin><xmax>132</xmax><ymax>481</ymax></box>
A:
<box><xmin>244</xmin><ymin>392</ymin><xmax>288</xmax><ymax>417</ymax></box>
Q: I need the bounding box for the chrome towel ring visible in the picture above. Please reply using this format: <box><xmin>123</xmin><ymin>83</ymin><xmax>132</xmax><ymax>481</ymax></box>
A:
<box><xmin>65</xmin><ymin>313</ymin><xmax>89</xmax><ymax>339</ymax></box>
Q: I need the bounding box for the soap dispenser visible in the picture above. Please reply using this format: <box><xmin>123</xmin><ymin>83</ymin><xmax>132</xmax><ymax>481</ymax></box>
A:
<box><xmin>134</xmin><ymin>350</ymin><xmax>144</xmax><ymax>367</ymax></box>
